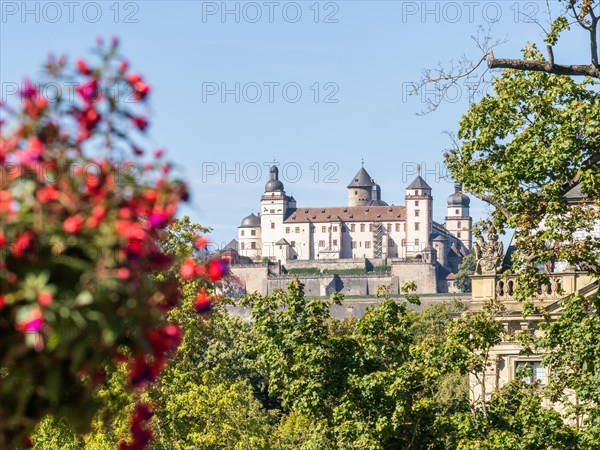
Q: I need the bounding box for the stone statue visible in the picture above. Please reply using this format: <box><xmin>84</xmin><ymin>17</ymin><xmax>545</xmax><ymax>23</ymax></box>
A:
<box><xmin>473</xmin><ymin>225</ymin><xmax>504</xmax><ymax>275</ymax></box>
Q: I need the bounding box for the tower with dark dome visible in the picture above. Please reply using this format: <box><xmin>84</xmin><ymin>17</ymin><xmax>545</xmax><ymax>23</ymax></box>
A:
<box><xmin>238</xmin><ymin>213</ymin><xmax>262</xmax><ymax>259</ymax></box>
<box><xmin>260</xmin><ymin>165</ymin><xmax>291</xmax><ymax>261</ymax></box>
<box><xmin>445</xmin><ymin>182</ymin><xmax>472</xmax><ymax>250</ymax></box>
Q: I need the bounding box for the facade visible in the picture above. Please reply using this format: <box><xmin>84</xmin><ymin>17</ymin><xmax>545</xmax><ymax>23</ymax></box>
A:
<box><xmin>468</xmin><ymin>181</ymin><xmax>599</xmax><ymax>406</ymax></box>
<box><xmin>237</xmin><ymin>164</ymin><xmax>472</xmax><ymax>265</ymax></box>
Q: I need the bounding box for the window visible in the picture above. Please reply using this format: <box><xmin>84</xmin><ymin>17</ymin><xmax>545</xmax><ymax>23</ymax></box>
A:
<box><xmin>352</xmin><ymin>241</ymin><xmax>357</xmax><ymax>249</ymax></box>
<box><xmin>351</xmin><ymin>224</ymin><xmax>356</xmax><ymax>232</ymax></box>
<box><xmin>369</xmin><ymin>224</ymin><xmax>374</xmax><ymax>232</ymax></box>
<box><xmin>457</xmin><ymin>221</ymin><xmax>462</xmax><ymax>228</ymax></box>
<box><xmin>388</xmin><ymin>239</ymin><xmax>394</xmax><ymax>247</ymax></box>
<box><xmin>250</xmin><ymin>242</ymin><xmax>256</xmax><ymax>249</ymax></box>
<box><xmin>401</xmin><ymin>239</ymin><xmax>406</xmax><ymax>247</ymax></box>
<box><xmin>286</xmin><ymin>227</ymin><xmax>290</xmax><ymax>234</ymax></box>
<box><xmin>332</xmin><ymin>239</ymin><xmax>338</xmax><ymax>246</ymax></box>
<box><xmin>516</xmin><ymin>361</ymin><xmax>547</xmax><ymax>385</ymax></box>
<box><xmin>415</xmin><ymin>201</ymin><xmax>419</xmax><ymax>206</ymax></box>
<box><xmin>455</xmin><ymin>209</ymin><xmax>459</xmax><ymax>215</ymax></box>
<box><xmin>333</xmin><ymin>226</ymin><xmax>338</xmax><ymax>232</ymax></box>
<box><xmin>270</xmin><ymin>209</ymin><xmax>275</xmax><ymax>213</ymax></box>
<box><xmin>270</xmin><ymin>223</ymin><xmax>275</xmax><ymax>229</ymax></box>
<box><xmin>355</xmin><ymin>190</ymin><xmax>358</xmax><ymax>195</ymax></box>
<box><xmin>415</xmin><ymin>210</ymin><xmax>420</xmax><ymax>217</ymax></box>
<box><xmin>321</xmin><ymin>226</ymin><xmax>326</xmax><ymax>233</ymax></box>
<box><xmin>415</xmin><ymin>223</ymin><xmax>420</xmax><ymax>231</ymax></box>
<box><xmin>415</xmin><ymin>238</ymin><xmax>419</xmax><ymax>246</ymax></box>
<box><xmin>395</xmin><ymin>223</ymin><xmax>400</xmax><ymax>232</ymax></box>
<box><xmin>241</xmin><ymin>230</ymin><xmax>245</xmax><ymax>236</ymax></box>
<box><xmin>360</xmin><ymin>224</ymin><xmax>365</xmax><ymax>232</ymax></box>
<box><xmin>365</xmin><ymin>241</ymin><xmax>371</xmax><ymax>249</ymax></box>
<box><xmin>457</xmin><ymin>231</ymin><xmax>461</xmax><ymax>238</ymax></box>
<box><xmin>295</xmin><ymin>227</ymin><xmax>300</xmax><ymax>233</ymax></box>
<box><xmin>251</xmin><ymin>230</ymin><xmax>256</xmax><ymax>236</ymax></box>
<box><xmin>240</xmin><ymin>242</ymin><xmax>245</xmax><ymax>249</ymax></box>
<box><xmin>319</xmin><ymin>240</ymin><xmax>325</xmax><ymax>247</ymax></box>
<box><xmin>387</xmin><ymin>224</ymin><xmax>392</xmax><ymax>232</ymax></box>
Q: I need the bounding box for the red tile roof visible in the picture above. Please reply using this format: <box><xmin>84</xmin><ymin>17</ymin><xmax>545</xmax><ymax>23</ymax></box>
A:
<box><xmin>284</xmin><ymin>206</ymin><xmax>406</xmax><ymax>223</ymax></box>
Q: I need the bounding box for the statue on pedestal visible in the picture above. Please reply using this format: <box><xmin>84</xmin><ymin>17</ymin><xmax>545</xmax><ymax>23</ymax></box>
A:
<box><xmin>473</xmin><ymin>225</ymin><xmax>504</xmax><ymax>275</ymax></box>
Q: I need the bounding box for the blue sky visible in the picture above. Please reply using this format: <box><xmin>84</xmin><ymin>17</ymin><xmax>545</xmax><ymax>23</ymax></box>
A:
<box><xmin>1</xmin><ymin>1</ymin><xmax>590</xmax><ymax>248</ymax></box>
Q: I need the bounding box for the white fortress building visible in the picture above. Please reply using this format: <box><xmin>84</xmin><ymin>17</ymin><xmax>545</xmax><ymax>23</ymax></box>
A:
<box><xmin>237</xmin><ymin>164</ymin><xmax>472</xmax><ymax>267</ymax></box>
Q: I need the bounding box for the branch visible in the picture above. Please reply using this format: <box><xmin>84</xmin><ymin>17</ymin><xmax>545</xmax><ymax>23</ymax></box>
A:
<box><xmin>487</xmin><ymin>57</ymin><xmax>600</xmax><ymax>77</ymax></box>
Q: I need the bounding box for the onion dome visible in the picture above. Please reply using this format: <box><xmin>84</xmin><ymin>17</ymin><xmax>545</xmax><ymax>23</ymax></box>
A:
<box><xmin>265</xmin><ymin>165</ymin><xmax>284</xmax><ymax>192</ymax></box>
<box><xmin>239</xmin><ymin>213</ymin><xmax>260</xmax><ymax>228</ymax></box>
<box><xmin>367</xmin><ymin>182</ymin><xmax>388</xmax><ymax>206</ymax></box>
<box><xmin>447</xmin><ymin>182</ymin><xmax>470</xmax><ymax>207</ymax></box>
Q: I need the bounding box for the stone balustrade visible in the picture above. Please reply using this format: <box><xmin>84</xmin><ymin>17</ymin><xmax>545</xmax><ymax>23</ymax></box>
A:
<box><xmin>471</xmin><ymin>271</ymin><xmax>596</xmax><ymax>312</ymax></box>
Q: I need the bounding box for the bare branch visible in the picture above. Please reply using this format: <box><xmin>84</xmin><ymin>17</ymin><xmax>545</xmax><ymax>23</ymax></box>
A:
<box><xmin>487</xmin><ymin>57</ymin><xmax>600</xmax><ymax>77</ymax></box>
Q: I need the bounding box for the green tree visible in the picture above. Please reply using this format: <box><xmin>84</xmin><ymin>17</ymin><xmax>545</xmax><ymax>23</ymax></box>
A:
<box><xmin>446</xmin><ymin>48</ymin><xmax>599</xmax><ymax>295</ymax></box>
<box><xmin>455</xmin><ymin>251</ymin><xmax>477</xmax><ymax>293</ymax></box>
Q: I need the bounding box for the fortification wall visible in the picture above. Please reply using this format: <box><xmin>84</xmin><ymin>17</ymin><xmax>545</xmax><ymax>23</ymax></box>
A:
<box><xmin>267</xmin><ymin>274</ymin><xmax>399</xmax><ymax>297</ymax></box>
<box><xmin>285</xmin><ymin>259</ymin><xmax>366</xmax><ymax>271</ymax></box>
<box><xmin>230</xmin><ymin>265</ymin><xmax>269</xmax><ymax>296</ymax></box>
<box><xmin>390</xmin><ymin>262</ymin><xmax>438</xmax><ymax>294</ymax></box>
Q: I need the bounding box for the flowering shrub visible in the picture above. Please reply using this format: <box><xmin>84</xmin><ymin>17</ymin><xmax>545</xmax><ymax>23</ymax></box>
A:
<box><xmin>0</xmin><ymin>39</ymin><xmax>227</xmax><ymax>448</ymax></box>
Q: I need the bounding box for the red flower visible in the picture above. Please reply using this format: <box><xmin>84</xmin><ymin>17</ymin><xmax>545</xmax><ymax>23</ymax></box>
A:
<box><xmin>117</xmin><ymin>268</ymin><xmax>130</xmax><ymax>279</ymax></box>
<box><xmin>0</xmin><ymin>233</ymin><xmax>5</xmax><ymax>247</ymax></box>
<box><xmin>143</xmin><ymin>189</ymin><xmax>157</xmax><ymax>203</ymax></box>
<box><xmin>16</xmin><ymin>307</ymin><xmax>43</xmax><ymax>332</ymax></box>
<box><xmin>194</xmin><ymin>236</ymin><xmax>208</xmax><ymax>249</ymax></box>
<box><xmin>11</xmin><ymin>232</ymin><xmax>34</xmax><ymax>258</ymax></box>
<box><xmin>132</xmin><ymin>115</ymin><xmax>149</xmax><ymax>131</ymax></box>
<box><xmin>194</xmin><ymin>290</ymin><xmax>212</xmax><ymax>314</ymax></box>
<box><xmin>76</xmin><ymin>59</ymin><xmax>92</xmax><ymax>75</ymax></box>
<box><xmin>0</xmin><ymin>190</ymin><xmax>11</xmax><ymax>212</ymax></box>
<box><xmin>148</xmin><ymin>211</ymin><xmax>167</xmax><ymax>228</ymax></box>
<box><xmin>20</xmin><ymin>78</ymin><xmax>37</xmax><ymax>100</ymax></box>
<box><xmin>125</xmin><ymin>73</ymin><xmax>142</xmax><ymax>84</ymax></box>
<box><xmin>37</xmin><ymin>291</ymin><xmax>53</xmax><ymax>307</ymax></box>
<box><xmin>208</xmin><ymin>259</ymin><xmax>229</xmax><ymax>282</ymax></box>
<box><xmin>77</xmin><ymin>78</ymin><xmax>99</xmax><ymax>103</ymax></box>
<box><xmin>180</xmin><ymin>258</ymin><xmax>196</xmax><ymax>280</ymax></box>
<box><xmin>64</xmin><ymin>215</ymin><xmax>83</xmax><ymax>233</ymax></box>
<box><xmin>36</xmin><ymin>186</ymin><xmax>59</xmax><ymax>202</ymax></box>
<box><xmin>0</xmin><ymin>295</ymin><xmax>5</xmax><ymax>309</ymax></box>
<box><xmin>119</xmin><ymin>60</ymin><xmax>129</xmax><ymax>72</ymax></box>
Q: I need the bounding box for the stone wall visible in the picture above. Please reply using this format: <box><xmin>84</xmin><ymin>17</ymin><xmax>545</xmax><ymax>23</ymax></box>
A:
<box><xmin>230</xmin><ymin>265</ymin><xmax>269</xmax><ymax>296</ymax></box>
<box><xmin>284</xmin><ymin>259</ymin><xmax>366</xmax><ymax>271</ymax></box>
<box><xmin>266</xmin><ymin>274</ymin><xmax>399</xmax><ymax>297</ymax></box>
<box><xmin>390</xmin><ymin>262</ymin><xmax>438</xmax><ymax>294</ymax></box>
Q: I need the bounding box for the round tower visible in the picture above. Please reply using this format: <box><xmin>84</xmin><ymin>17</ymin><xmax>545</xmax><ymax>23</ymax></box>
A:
<box><xmin>445</xmin><ymin>182</ymin><xmax>472</xmax><ymax>250</ymax></box>
<box><xmin>347</xmin><ymin>165</ymin><xmax>375</xmax><ymax>207</ymax></box>
<box><xmin>238</xmin><ymin>213</ymin><xmax>262</xmax><ymax>259</ymax></box>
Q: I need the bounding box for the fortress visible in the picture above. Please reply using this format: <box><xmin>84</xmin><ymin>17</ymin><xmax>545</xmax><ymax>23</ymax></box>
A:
<box><xmin>227</xmin><ymin>164</ymin><xmax>474</xmax><ymax>295</ymax></box>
